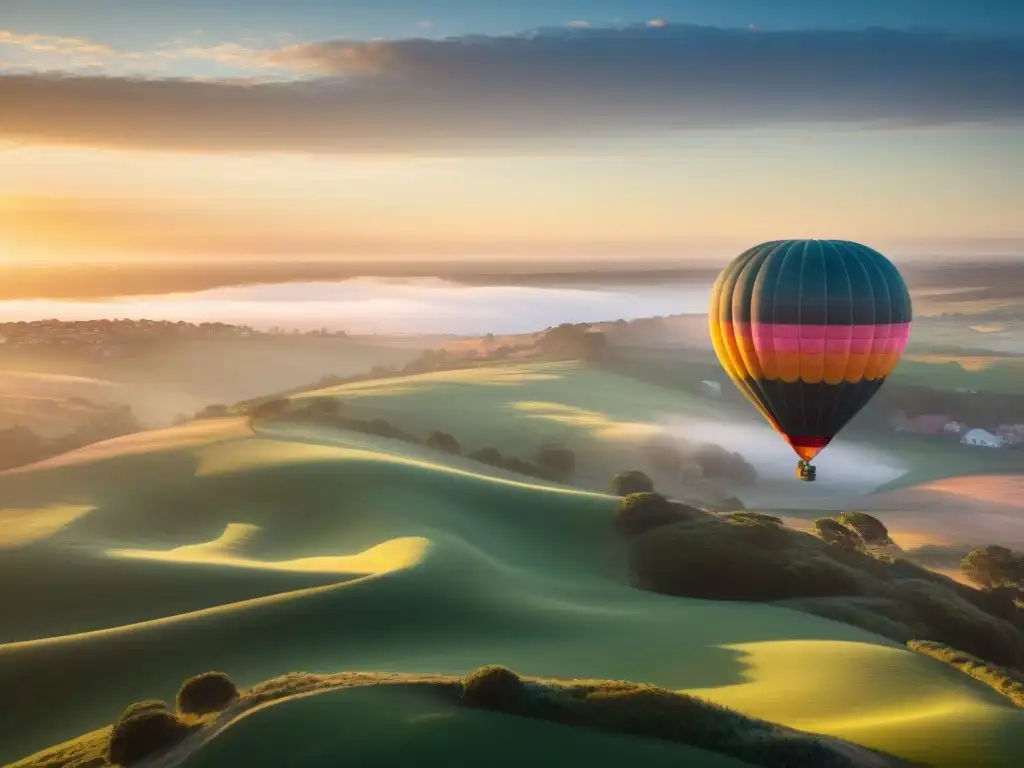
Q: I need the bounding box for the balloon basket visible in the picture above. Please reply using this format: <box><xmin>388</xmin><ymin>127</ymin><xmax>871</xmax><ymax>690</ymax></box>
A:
<box><xmin>796</xmin><ymin>461</ymin><xmax>817</xmax><ymax>482</ymax></box>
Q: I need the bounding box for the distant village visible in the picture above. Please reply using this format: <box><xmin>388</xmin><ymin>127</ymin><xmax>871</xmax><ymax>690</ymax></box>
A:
<box><xmin>699</xmin><ymin>377</ymin><xmax>1022</xmax><ymax>451</ymax></box>
<box><xmin>0</xmin><ymin>320</ymin><xmax>348</xmax><ymax>356</ymax></box>
<box><xmin>889</xmin><ymin>410</ymin><xmax>1023</xmax><ymax>450</ymax></box>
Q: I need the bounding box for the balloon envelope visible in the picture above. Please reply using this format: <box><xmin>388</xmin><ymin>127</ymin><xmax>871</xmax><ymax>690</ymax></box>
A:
<box><xmin>709</xmin><ymin>240</ymin><xmax>912</xmax><ymax>463</ymax></box>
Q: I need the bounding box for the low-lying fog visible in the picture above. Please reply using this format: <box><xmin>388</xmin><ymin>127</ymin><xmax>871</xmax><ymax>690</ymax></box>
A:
<box><xmin>659</xmin><ymin>414</ymin><xmax>908</xmax><ymax>501</ymax></box>
<box><xmin>0</xmin><ymin>277</ymin><xmax>713</xmax><ymax>335</ymax></box>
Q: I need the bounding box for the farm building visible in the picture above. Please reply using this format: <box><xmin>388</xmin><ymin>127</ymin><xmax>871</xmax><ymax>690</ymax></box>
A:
<box><xmin>961</xmin><ymin>429</ymin><xmax>1004</xmax><ymax>449</ymax></box>
<box><xmin>890</xmin><ymin>411</ymin><xmax>952</xmax><ymax>435</ymax></box>
<box><xmin>996</xmin><ymin>425</ymin><xmax>1024</xmax><ymax>445</ymax></box>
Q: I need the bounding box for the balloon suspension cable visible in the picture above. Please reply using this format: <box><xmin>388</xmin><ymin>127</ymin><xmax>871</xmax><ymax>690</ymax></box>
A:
<box><xmin>796</xmin><ymin>459</ymin><xmax>817</xmax><ymax>482</ymax></box>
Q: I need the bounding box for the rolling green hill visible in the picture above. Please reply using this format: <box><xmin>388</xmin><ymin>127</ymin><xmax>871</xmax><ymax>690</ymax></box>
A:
<box><xmin>2</xmin><ymin>405</ymin><xmax>1023</xmax><ymax>768</ymax></box>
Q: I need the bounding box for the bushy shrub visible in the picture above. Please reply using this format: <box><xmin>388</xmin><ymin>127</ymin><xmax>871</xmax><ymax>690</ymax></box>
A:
<box><xmin>610</xmin><ymin>470</ymin><xmax>654</xmax><ymax>497</ymax></box>
<box><xmin>812</xmin><ymin>518</ymin><xmax>863</xmax><ymax>552</ymax></box>
<box><xmin>535</xmin><ymin>445</ymin><xmax>576</xmax><ymax>482</ymax></box>
<box><xmin>629</xmin><ymin>521</ymin><xmax>866</xmax><ymax>602</ymax></box>
<box><xmin>460</xmin><ymin>666</ymin><xmax>526</xmax><ymax>713</ymax></box>
<box><xmin>728</xmin><ymin>512</ymin><xmax>781</xmax><ymax>526</ymax></box>
<box><xmin>195</xmin><ymin>404</ymin><xmax>228</xmax><ymax>419</ymax></box>
<box><xmin>502</xmin><ymin>456</ymin><xmax>548</xmax><ymax>479</ymax></box>
<box><xmin>363</xmin><ymin>418</ymin><xmax>418</xmax><ymax>442</ymax></box>
<box><xmin>623</xmin><ymin>507</ymin><xmax>1024</xmax><ymax>668</ymax></box>
<box><xmin>176</xmin><ymin>671</ymin><xmax>239</xmax><ymax>716</ymax></box>
<box><xmin>468</xmin><ymin>446</ymin><xmax>504</xmax><ymax>466</ymax></box>
<box><xmin>247</xmin><ymin>397</ymin><xmax>290</xmax><ymax>424</ymax></box>
<box><xmin>613</xmin><ymin>493</ymin><xmax>702</xmax><ymax>538</ymax></box>
<box><xmin>424</xmin><ymin>431</ymin><xmax>461</xmax><ymax>455</ymax></box>
<box><xmin>893</xmin><ymin>579</ymin><xmax>1021</xmax><ymax>667</ymax></box>
<box><xmin>106</xmin><ymin>709</ymin><xmax>189</xmax><ymax>766</ymax></box>
<box><xmin>691</xmin><ymin>444</ymin><xmax>757</xmax><ymax>485</ymax></box>
<box><xmin>835</xmin><ymin>512</ymin><xmax>890</xmax><ymax>544</ymax></box>
<box><xmin>641</xmin><ymin>440</ymin><xmax>684</xmax><ymax>474</ymax></box>
<box><xmin>536</xmin><ymin>324</ymin><xmax>608</xmax><ymax>361</ymax></box>
<box><xmin>117</xmin><ymin>700</ymin><xmax>170</xmax><ymax>721</ymax></box>
<box><xmin>973</xmin><ymin>586</ymin><xmax>1023</xmax><ymax>625</ymax></box>
<box><xmin>907</xmin><ymin>640</ymin><xmax>1024</xmax><ymax>707</ymax></box>
<box><xmin>292</xmin><ymin>398</ymin><xmax>342</xmax><ymax>422</ymax></box>
<box><xmin>961</xmin><ymin>545</ymin><xmax>1023</xmax><ymax>590</ymax></box>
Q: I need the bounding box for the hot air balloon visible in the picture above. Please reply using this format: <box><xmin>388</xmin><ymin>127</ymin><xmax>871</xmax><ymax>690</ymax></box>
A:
<box><xmin>709</xmin><ymin>240</ymin><xmax>912</xmax><ymax>482</ymax></box>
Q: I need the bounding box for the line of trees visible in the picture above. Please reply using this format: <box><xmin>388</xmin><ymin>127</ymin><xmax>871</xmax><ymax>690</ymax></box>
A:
<box><xmin>247</xmin><ymin>397</ymin><xmax>578</xmax><ymax>485</ymax></box>
<box><xmin>0</xmin><ymin>405</ymin><xmax>142</xmax><ymax>471</ymax></box>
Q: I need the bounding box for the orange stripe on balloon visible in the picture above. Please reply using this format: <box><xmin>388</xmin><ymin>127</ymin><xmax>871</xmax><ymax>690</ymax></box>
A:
<box><xmin>800</xmin><ymin>353</ymin><xmax>825</xmax><ymax>384</ymax></box>
<box><xmin>775</xmin><ymin>351</ymin><xmax>801</xmax><ymax>383</ymax></box>
<box><xmin>845</xmin><ymin>353</ymin><xmax>869</xmax><ymax>383</ymax></box>
<box><xmin>823</xmin><ymin>348</ymin><xmax>850</xmax><ymax>385</ymax></box>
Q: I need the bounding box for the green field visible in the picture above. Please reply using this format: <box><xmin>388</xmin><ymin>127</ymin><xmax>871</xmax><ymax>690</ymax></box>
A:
<box><xmin>891</xmin><ymin>357</ymin><xmax>1024</xmax><ymax>395</ymax></box>
<box><xmin>2</xmin><ymin>385</ymin><xmax>1024</xmax><ymax>768</ymax></box>
<box><xmin>870</xmin><ymin>433</ymin><xmax>1024</xmax><ymax>492</ymax></box>
<box><xmin>296</xmin><ymin>360</ymin><xmax>732</xmax><ymax>449</ymax></box>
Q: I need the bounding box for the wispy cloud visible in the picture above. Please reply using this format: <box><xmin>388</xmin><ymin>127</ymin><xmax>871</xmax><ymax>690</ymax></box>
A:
<box><xmin>0</xmin><ymin>29</ymin><xmax>116</xmax><ymax>56</ymax></box>
<box><xmin>0</xmin><ymin>24</ymin><xmax>1022</xmax><ymax>154</ymax></box>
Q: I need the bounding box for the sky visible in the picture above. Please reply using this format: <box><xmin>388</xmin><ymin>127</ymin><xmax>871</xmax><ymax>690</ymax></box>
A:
<box><xmin>1</xmin><ymin>0</ymin><xmax>1023</xmax><ymax>265</ymax></box>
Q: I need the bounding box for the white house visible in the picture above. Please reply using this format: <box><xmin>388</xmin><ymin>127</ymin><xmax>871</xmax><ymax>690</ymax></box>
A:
<box><xmin>961</xmin><ymin>428</ymin><xmax>1004</xmax><ymax>449</ymax></box>
<box><xmin>944</xmin><ymin>421</ymin><xmax>964</xmax><ymax>434</ymax></box>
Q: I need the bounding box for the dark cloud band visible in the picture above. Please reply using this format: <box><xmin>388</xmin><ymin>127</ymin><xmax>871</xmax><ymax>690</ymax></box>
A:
<box><xmin>2</xmin><ymin>24</ymin><xmax>1022</xmax><ymax>153</ymax></box>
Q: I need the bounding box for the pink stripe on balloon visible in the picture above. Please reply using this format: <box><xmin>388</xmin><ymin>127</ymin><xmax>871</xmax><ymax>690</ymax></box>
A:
<box><xmin>737</xmin><ymin>322</ymin><xmax>912</xmax><ymax>357</ymax></box>
<box><xmin>825</xmin><ymin>338</ymin><xmax>852</xmax><ymax>354</ymax></box>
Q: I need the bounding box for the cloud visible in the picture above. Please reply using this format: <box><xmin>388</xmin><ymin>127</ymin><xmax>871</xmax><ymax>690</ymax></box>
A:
<box><xmin>566</xmin><ymin>20</ymin><xmax>591</xmax><ymax>28</ymax></box>
<box><xmin>1</xmin><ymin>24</ymin><xmax>1022</xmax><ymax>154</ymax></box>
<box><xmin>0</xmin><ymin>29</ymin><xmax>116</xmax><ymax>57</ymax></box>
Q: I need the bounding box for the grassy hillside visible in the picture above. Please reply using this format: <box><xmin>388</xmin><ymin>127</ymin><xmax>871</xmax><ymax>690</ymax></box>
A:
<box><xmin>0</xmin><ymin>337</ymin><xmax>424</xmax><ymax>427</ymax></box>
<box><xmin>178</xmin><ymin>679</ymin><xmax>761</xmax><ymax>768</ymax></box>
<box><xmin>3</xmin><ymin>411</ymin><xmax>1024</xmax><ymax>768</ymax></box>
<box><xmin>293</xmin><ymin>360</ymin><xmax>730</xmax><ymax>449</ymax></box>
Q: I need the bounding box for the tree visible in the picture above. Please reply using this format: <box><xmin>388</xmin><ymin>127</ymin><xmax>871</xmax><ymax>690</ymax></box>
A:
<box><xmin>961</xmin><ymin>546</ymin><xmax>1023</xmax><ymax>590</ymax></box>
<box><xmin>292</xmin><ymin>398</ymin><xmax>341</xmax><ymax>422</ymax></box>
<box><xmin>642</xmin><ymin>439</ymin><xmax>684</xmax><ymax>474</ymax></box>
<box><xmin>176</xmin><ymin>671</ymin><xmax>239</xmax><ymax>716</ymax></box>
<box><xmin>460</xmin><ymin>666</ymin><xmax>526</xmax><ymax>713</ymax></box>
<box><xmin>812</xmin><ymin>518</ymin><xmax>863</xmax><ymax>552</ymax></box>
<box><xmin>535</xmin><ymin>323</ymin><xmax>608</xmax><ymax>361</ymax></box>
<box><xmin>106</xmin><ymin>709</ymin><xmax>189</xmax><ymax>766</ymax></box>
<box><xmin>535</xmin><ymin>445</ymin><xmax>576</xmax><ymax>482</ymax></box>
<box><xmin>835</xmin><ymin>512</ymin><xmax>891</xmax><ymax>545</ymax></box>
<box><xmin>613</xmin><ymin>493</ymin><xmax>702</xmax><ymax>537</ymax></box>
<box><xmin>196</xmin><ymin>404</ymin><xmax>228</xmax><ymax>419</ymax></box>
<box><xmin>468</xmin><ymin>446</ymin><xmax>504</xmax><ymax>466</ymax></box>
<box><xmin>425</xmin><ymin>431</ymin><xmax>462</xmax><ymax>455</ymax></box>
<box><xmin>610</xmin><ymin>470</ymin><xmax>655</xmax><ymax>496</ymax></box>
<box><xmin>247</xmin><ymin>397</ymin><xmax>290</xmax><ymax>425</ymax></box>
